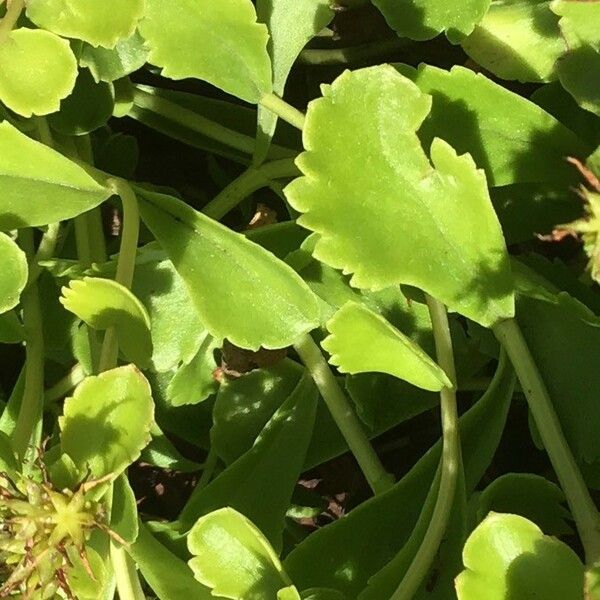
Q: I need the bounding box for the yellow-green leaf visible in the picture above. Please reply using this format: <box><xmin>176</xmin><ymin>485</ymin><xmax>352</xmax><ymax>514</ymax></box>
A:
<box><xmin>0</xmin><ymin>233</ymin><xmax>27</xmax><ymax>314</ymax></box>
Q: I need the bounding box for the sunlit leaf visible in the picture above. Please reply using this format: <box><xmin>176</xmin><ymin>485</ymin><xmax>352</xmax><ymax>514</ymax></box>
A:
<box><xmin>80</xmin><ymin>31</ymin><xmax>149</xmax><ymax>83</ymax></box>
<box><xmin>455</xmin><ymin>513</ymin><xmax>584</xmax><ymax>600</ymax></box>
<box><xmin>111</xmin><ymin>474</ymin><xmax>139</xmax><ymax>544</ymax></box>
<box><xmin>372</xmin><ymin>0</ymin><xmax>491</xmax><ymax>42</ymax></box>
<box><xmin>188</xmin><ymin>508</ymin><xmax>296</xmax><ymax>599</ymax></box>
<box><xmin>179</xmin><ymin>374</ymin><xmax>317</xmax><ymax>551</ymax></box>
<box><xmin>26</xmin><ymin>0</ymin><xmax>145</xmax><ymax>48</ymax></box>
<box><xmin>285</xmin><ymin>354</ymin><xmax>515</xmax><ymax>596</ymax></box>
<box><xmin>61</xmin><ymin>277</ymin><xmax>153</xmax><ymax>368</ymax></box>
<box><xmin>322</xmin><ymin>302</ymin><xmax>450</xmax><ymax>391</ymax></box>
<box><xmin>461</xmin><ymin>0</ymin><xmax>566</xmax><ymax>83</ymax></box>
<box><xmin>406</xmin><ymin>64</ymin><xmax>589</xmax><ymax>186</ymax></box>
<box><xmin>166</xmin><ymin>332</ymin><xmax>219</xmax><ymax>406</ymax></box>
<box><xmin>476</xmin><ymin>473</ymin><xmax>572</xmax><ymax>536</ymax></box>
<box><xmin>255</xmin><ymin>0</ymin><xmax>334</xmax><ymax>163</ymax></box>
<box><xmin>137</xmin><ymin>188</ymin><xmax>320</xmax><ymax>350</ymax></box>
<box><xmin>0</xmin><ymin>233</ymin><xmax>27</xmax><ymax>315</ymax></box>
<box><xmin>0</xmin><ymin>122</ymin><xmax>109</xmax><ymax>230</ymax></box>
<box><xmin>59</xmin><ymin>365</ymin><xmax>154</xmax><ymax>479</ymax></box>
<box><xmin>286</xmin><ymin>65</ymin><xmax>514</xmax><ymax>328</ymax></box>
<box><xmin>0</xmin><ymin>28</ymin><xmax>77</xmax><ymax>117</ymax></box>
<box><xmin>140</xmin><ymin>0</ymin><xmax>272</xmax><ymax>103</ymax></box>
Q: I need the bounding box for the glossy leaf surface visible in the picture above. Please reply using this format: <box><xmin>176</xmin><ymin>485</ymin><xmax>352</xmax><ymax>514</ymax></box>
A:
<box><xmin>461</xmin><ymin>0</ymin><xmax>565</xmax><ymax>83</ymax></box>
<box><xmin>456</xmin><ymin>513</ymin><xmax>584</xmax><ymax>600</ymax></box>
<box><xmin>137</xmin><ymin>188</ymin><xmax>320</xmax><ymax>350</ymax></box>
<box><xmin>408</xmin><ymin>64</ymin><xmax>589</xmax><ymax>186</ymax></box>
<box><xmin>372</xmin><ymin>0</ymin><xmax>491</xmax><ymax>42</ymax></box>
<box><xmin>322</xmin><ymin>302</ymin><xmax>450</xmax><ymax>391</ymax></box>
<box><xmin>0</xmin><ymin>122</ymin><xmax>109</xmax><ymax>230</ymax></box>
<box><xmin>286</xmin><ymin>65</ymin><xmax>514</xmax><ymax>328</ymax></box>
<box><xmin>60</xmin><ymin>277</ymin><xmax>153</xmax><ymax>368</ymax></box>
<box><xmin>26</xmin><ymin>0</ymin><xmax>145</xmax><ymax>48</ymax></box>
<box><xmin>59</xmin><ymin>366</ymin><xmax>154</xmax><ymax>479</ymax></box>
<box><xmin>140</xmin><ymin>0</ymin><xmax>272</xmax><ymax>103</ymax></box>
<box><xmin>0</xmin><ymin>28</ymin><xmax>77</xmax><ymax>117</ymax></box>
<box><xmin>80</xmin><ymin>31</ymin><xmax>149</xmax><ymax>83</ymax></box>
<box><xmin>179</xmin><ymin>374</ymin><xmax>317</xmax><ymax>551</ymax></box>
<box><xmin>0</xmin><ymin>233</ymin><xmax>27</xmax><ymax>315</ymax></box>
<box><xmin>188</xmin><ymin>508</ymin><xmax>294</xmax><ymax>599</ymax></box>
<box><xmin>255</xmin><ymin>0</ymin><xmax>334</xmax><ymax>162</ymax></box>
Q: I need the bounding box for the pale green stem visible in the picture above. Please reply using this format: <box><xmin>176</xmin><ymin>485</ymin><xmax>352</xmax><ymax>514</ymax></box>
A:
<box><xmin>26</xmin><ymin>222</ymin><xmax>61</xmax><ymax>287</ymax></box>
<box><xmin>392</xmin><ymin>296</ymin><xmax>461</xmax><ymax>600</ymax></box>
<box><xmin>0</xmin><ymin>0</ymin><xmax>24</xmax><ymax>43</ymax></box>
<box><xmin>203</xmin><ymin>158</ymin><xmax>299</xmax><ymax>220</ymax></box>
<box><xmin>110</xmin><ymin>544</ymin><xmax>146</xmax><ymax>600</ymax></box>
<box><xmin>294</xmin><ymin>334</ymin><xmax>393</xmax><ymax>495</ymax></box>
<box><xmin>44</xmin><ymin>363</ymin><xmax>86</xmax><ymax>404</ymax></box>
<box><xmin>259</xmin><ymin>93</ymin><xmax>306</xmax><ymax>131</ymax></box>
<box><xmin>98</xmin><ymin>179</ymin><xmax>140</xmax><ymax>373</ymax></box>
<box><xmin>299</xmin><ymin>38</ymin><xmax>410</xmax><ymax>66</ymax></box>
<box><xmin>12</xmin><ymin>230</ymin><xmax>45</xmax><ymax>460</ymax></box>
<box><xmin>494</xmin><ymin>318</ymin><xmax>600</xmax><ymax>564</ymax></box>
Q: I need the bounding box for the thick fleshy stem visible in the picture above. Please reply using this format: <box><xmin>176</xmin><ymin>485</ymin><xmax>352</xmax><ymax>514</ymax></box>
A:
<box><xmin>0</xmin><ymin>0</ymin><xmax>25</xmax><ymax>43</ymax></box>
<box><xmin>494</xmin><ymin>318</ymin><xmax>600</xmax><ymax>564</ymax></box>
<box><xmin>294</xmin><ymin>334</ymin><xmax>394</xmax><ymax>495</ymax></box>
<box><xmin>259</xmin><ymin>93</ymin><xmax>307</xmax><ymax>131</ymax></box>
<box><xmin>392</xmin><ymin>296</ymin><xmax>462</xmax><ymax>599</ymax></box>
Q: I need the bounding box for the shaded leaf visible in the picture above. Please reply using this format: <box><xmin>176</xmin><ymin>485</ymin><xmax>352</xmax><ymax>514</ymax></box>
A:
<box><xmin>322</xmin><ymin>302</ymin><xmax>450</xmax><ymax>391</ymax></box>
<box><xmin>476</xmin><ymin>473</ymin><xmax>572</xmax><ymax>536</ymax></box>
<box><xmin>80</xmin><ymin>31</ymin><xmax>149</xmax><ymax>83</ymax></box>
<box><xmin>59</xmin><ymin>365</ymin><xmax>154</xmax><ymax>479</ymax></box>
<box><xmin>26</xmin><ymin>0</ymin><xmax>144</xmax><ymax>48</ymax></box>
<box><xmin>0</xmin><ymin>233</ymin><xmax>27</xmax><ymax>314</ymax></box>
<box><xmin>61</xmin><ymin>277</ymin><xmax>153</xmax><ymax>368</ymax></box>
<box><xmin>137</xmin><ymin>188</ymin><xmax>320</xmax><ymax>350</ymax></box>
<box><xmin>461</xmin><ymin>0</ymin><xmax>565</xmax><ymax>83</ymax></box>
<box><xmin>408</xmin><ymin>64</ymin><xmax>589</xmax><ymax>186</ymax></box>
<box><xmin>0</xmin><ymin>28</ymin><xmax>77</xmax><ymax>117</ymax></box>
<box><xmin>179</xmin><ymin>374</ymin><xmax>318</xmax><ymax>552</ymax></box>
<box><xmin>284</xmin><ymin>354</ymin><xmax>515</xmax><ymax>597</ymax></box>
<box><xmin>455</xmin><ymin>513</ymin><xmax>584</xmax><ymax>600</ymax></box>
<box><xmin>373</xmin><ymin>0</ymin><xmax>490</xmax><ymax>42</ymax></box>
<box><xmin>0</xmin><ymin>122</ymin><xmax>109</xmax><ymax>230</ymax></box>
<box><xmin>111</xmin><ymin>473</ymin><xmax>139</xmax><ymax>544</ymax></box>
<box><xmin>188</xmin><ymin>508</ymin><xmax>295</xmax><ymax>599</ymax></box>
<box><xmin>286</xmin><ymin>65</ymin><xmax>514</xmax><ymax>327</ymax></box>
<box><xmin>140</xmin><ymin>422</ymin><xmax>202</xmax><ymax>473</ymax></box>
<box><xmin>140</xmin><ymin>0</ymin><xmax>272</xmax><ymax>103</ymax></box>
<box><xmin>0</xmin><ymin>311</ymin><xmax>24</xmax><ymax>344</ymax></box>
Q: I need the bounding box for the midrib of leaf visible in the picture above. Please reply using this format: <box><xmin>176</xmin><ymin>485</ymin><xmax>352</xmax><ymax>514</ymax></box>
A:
<box><xmin>2</xmin><ymin>172</ymin><xmax>102</xmax><ymax>194</ymax></box>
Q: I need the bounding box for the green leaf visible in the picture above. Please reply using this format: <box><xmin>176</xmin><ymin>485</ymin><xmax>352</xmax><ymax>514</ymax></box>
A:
<box><xmin>111</xmin><ymin>473</ymin><xmax>139</xmax><ymax>544</ymax></box>
<box><xmin>129</xmin><ymin>523</ymin><xmax>213</xmax><ymax>600</ymax></box>
<box><xmin>0</xmin><ymin>28</ymin><xmax>77</xmax><ymax>117</ymax></box>
<box><xmin>132</xmin><ymin>252</ymin><xmax>206</xmax><ymax>373</ymax></box>
<box><xmin>167</xmin><ymin>332</ymin><xmax>219</xmax><ymax>407</ymax></box>
<box><xmin>0</xmin><ymin>233</ymin><xmax>27</xmax><ymax>314</ymax></box>
<box><xmin>322</xmin><ymin>302</ymin><xmax>450</xmax><ymax>391</ymax></box>
<box><xmin>140</xmin><ymin>423</ymin><xmax>202</xmax><ymax>473</ymax></box>
<box><xmin>0</xmin><ymin>430</ymin><xmax>17</xmax><ymax>475</ymax></box>
<box><xmin>407</xmin><ymin>64</ymin><xmax>589</xmax><ymax>186</ymax></box>
<box><xmin>26</xmin><ymin>0</ymin><xmax>145</xmax><ymax>48</ymax></box>
<box><xmin>455</xmin><ymin>513</ymin><xmax>584</xmax><ymax>600</ymax></box>
<box><xmin>461</xmin><ymin>0</ymin><xmax>566</xmax><ymax>83</ymax></box>
<box><xmin>60</xmin><ymin>277</ymin><xmax>153</xmax><ymax>368</ymax></box>
<box><xmin>0</xmin><ymin>311</ymin><xmax>24</xmax><ymax>344</ymax></box>
<box><xmin>284</xmin><ymin>354</ymin><xmax>515</xmax><ymax>597</ymax></box>
<box><xmin>59</xmin><ymin>365</ymin><xmax>154</xmax><ymax>479</ymax></box>
<box><xmin>188</xmin><ymin>508</ymin><xmax>295</xmax><ymax>599</ymax></box>
<box><xmin>372</xmin><ymin>0</ymin><xmax>491</xmax><ymax>42</ymax></box>
<box><xmin>286</xmin><ymin>65</ymin><xmax>514</xmax><ymax>328</ymax></box>
<box><xmin>300</xmin><ymin>590</ymin><xmax>347</xmax><ymax>600</ymax></box>
<box><xmin>140</xmin><ymin>0</ymin><xmax>272</xmax><ymax>104</ymax></box>
<box><xmin>48</xmin><ymin>68</ymin><xmax>114</xmax><ymax>135</ymax></box>
<box><xmin>179</xmin><ymin>374</ymin><xmax>317</xmax><ymax>552</ymax></box>
<box><xmin>0</xmin><ymin>122</ymin><xmax>109</xmax><ymax>230</ymax></box>
<box><xmin>80</xmin><ymin>31</ymin><xmax>149</xmax><ymax>83</ymax></box>
<box><xmin>476</xmin><ymin>473</ymin><xmax>572</xmax><ymax>536</ymax></box>
<box><xmin>137</xmin><ymin>188</ymin><xmax>320</xmax><ymax>350</ymax></box>
<box><xmin>66</xmin><ymin>547</ymin><xmax>107</xmax><ymax>600</ymax></box>
<box><xmin>255</xmin><ymin>0</ymin><xmax>334</xmax><ymax>163</ymax></box>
